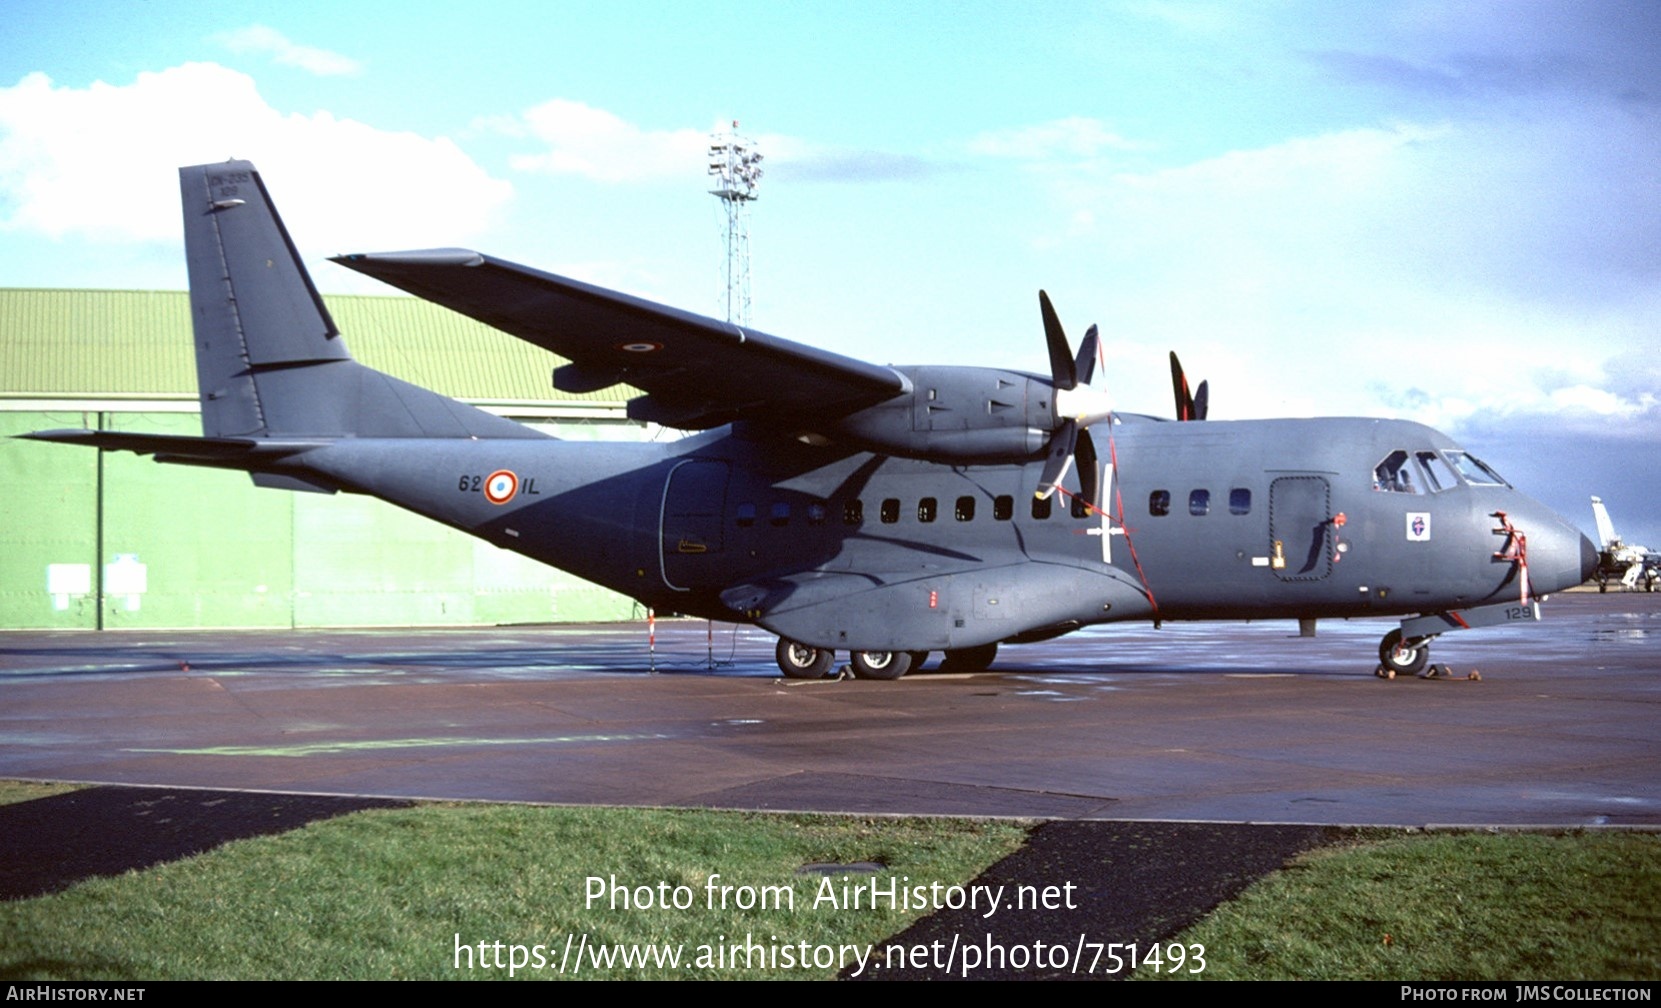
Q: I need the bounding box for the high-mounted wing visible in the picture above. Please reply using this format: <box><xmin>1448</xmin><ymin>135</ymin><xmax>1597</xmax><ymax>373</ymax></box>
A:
<box><xmin>331</xmin><ymin>249</ymin><xmax>908</xmax><ymax>430</ymax></box>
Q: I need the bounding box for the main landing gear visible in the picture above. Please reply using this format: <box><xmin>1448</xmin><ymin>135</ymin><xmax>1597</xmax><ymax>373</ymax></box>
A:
<box><xmin>775</xmin><ymin>639</ymin><xmax>834</xmax><ymax>679</ymax></box>
<box><xmin>773</xmin><ymin>639</ymin><xmax>1001</xmax><ymax>680</ymax></box>
<box><xmin>849</xmin><ymin>650</ymin><xmax>911</xmax><ymax>680</ymax></box>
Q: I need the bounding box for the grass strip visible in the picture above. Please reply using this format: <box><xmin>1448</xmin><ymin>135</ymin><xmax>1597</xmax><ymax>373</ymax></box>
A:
<box><xmin>1135</xmin><ymin>831</ymin><xmax>1661</xmax><ymax>981</ymax></box>
<box><xmin>0</xmin><ymin>802</ymin><xmax>1025</xmax><ymax>980</ymax></box>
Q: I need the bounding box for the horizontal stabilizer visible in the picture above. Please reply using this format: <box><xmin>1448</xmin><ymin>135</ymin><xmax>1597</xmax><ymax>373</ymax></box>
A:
<box><xmin>19</xmin><ymin>429</ymin><xmax>325</xmax><ymax>460</ymax></box>
<box><xmin>20</xmin><ymin>429</ymin><xmax>343</xmax><ymax>490</ymax></box>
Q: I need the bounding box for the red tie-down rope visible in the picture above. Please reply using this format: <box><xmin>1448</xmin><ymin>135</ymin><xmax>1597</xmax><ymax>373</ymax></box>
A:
<box><xmin>1051</xmin><ymin>336</ymin><xmax>1158</xmax><ymax>616</ymax></box>
<box><xmin>1490</xmin><ymin>511</ymin><xmax>1531</xmax><ymax>605</ymax></box>
<box><xmin>1052</xmin><ymin>425</ymin><xmax>1160</xmax><ymax>618</ymax></box>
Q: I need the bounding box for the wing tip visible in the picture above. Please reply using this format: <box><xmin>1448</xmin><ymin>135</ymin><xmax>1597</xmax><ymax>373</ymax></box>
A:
<box><xmin>331</xmin><ymin>248</ymin><xmax>485</xmax><ymax>269</ymax></box>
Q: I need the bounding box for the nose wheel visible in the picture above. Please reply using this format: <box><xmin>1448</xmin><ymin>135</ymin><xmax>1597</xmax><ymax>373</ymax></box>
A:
<box><xmin>1377</xmin><ymin>628</ymin><xmax>1430</xmax><ymax>678</ymax></box>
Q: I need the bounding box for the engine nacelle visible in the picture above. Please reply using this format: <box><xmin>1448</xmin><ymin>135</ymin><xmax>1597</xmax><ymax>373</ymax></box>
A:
<box><xmin>823</xmin><ymin>365</ymin><xmax>1055</xmax><ymax>462</ymax></box>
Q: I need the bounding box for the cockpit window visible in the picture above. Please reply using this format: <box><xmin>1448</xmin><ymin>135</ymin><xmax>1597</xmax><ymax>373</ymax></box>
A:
<box><xmin>1443</xmin><ymin>451</ymin><xmax>1508</xmax><ymax>487</ymax></box>
<box><xmin>1416</xmin><ymin>451</ymin><xmax>1458</xmax><ymax>492</ymax></box>
<box><xmin>1372</xmin><ymin>450</ymin><xmax>1421</xmax><ymax>494</ymax></box>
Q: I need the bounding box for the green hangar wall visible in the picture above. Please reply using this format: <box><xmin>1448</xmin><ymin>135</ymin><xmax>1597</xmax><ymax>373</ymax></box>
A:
<box><xmin>1</xmin><ymin>289</ymin><xmax>648</xmax><ymax>630</ymax></box>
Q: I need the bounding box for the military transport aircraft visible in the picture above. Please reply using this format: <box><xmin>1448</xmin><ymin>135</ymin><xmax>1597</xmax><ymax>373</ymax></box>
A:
<box><xmin>1591</xmin><ymin>496</ymin><xmax>1660</xmax><ymax>592</ymax></box>
<box><xmin>24</xmin><ymin>161</ymin><xmax>1599</xmax><ymax>679</ymax></box>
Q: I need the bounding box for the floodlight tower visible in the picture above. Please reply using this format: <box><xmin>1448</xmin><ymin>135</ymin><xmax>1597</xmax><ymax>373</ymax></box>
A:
<box><xmin>707</xmin><ymin>121</ymin><xmax>762</xmax><ymax>325</ymax></box>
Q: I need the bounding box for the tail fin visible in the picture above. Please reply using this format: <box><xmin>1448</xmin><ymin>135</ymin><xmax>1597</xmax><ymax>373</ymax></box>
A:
<box><xmin>1591</xmin><ymin>495</ymin><xmax>1619</xmax><ymax>548</ymax></box>
<box><xmin>180</xmin><ymin>161</ymin><xmax>536</xmax><ymax>441</ymax></box>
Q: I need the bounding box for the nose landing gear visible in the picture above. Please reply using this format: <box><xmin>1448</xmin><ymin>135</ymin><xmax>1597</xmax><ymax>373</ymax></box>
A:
<box><xmin>1376</xmin><ymin>629</ymin><xmax>1429</xmax><ymax>678</ymax></box>
<box><xmin>1375</xmin><ymin>598</ymin><xmax>1539</xmax><ymax>680</ymax></box>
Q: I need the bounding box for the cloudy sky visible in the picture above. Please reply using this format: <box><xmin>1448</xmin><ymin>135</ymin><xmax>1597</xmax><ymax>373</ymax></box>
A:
<box><xmin>3</xmin><ymin>0</ymin><xmax>1657</xmax><ymax>545</ymax></box>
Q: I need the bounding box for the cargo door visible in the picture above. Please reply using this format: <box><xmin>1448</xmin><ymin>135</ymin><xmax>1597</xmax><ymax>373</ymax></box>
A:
<box><xmin>660</xmin><ymin>459</ymin><xmax>729</xmax><ymax>591</ymax></box>
<box><xmin>1269</xmin><ymin>475</ymin><xmax>1333</xmax><ymax>581</ymax></box>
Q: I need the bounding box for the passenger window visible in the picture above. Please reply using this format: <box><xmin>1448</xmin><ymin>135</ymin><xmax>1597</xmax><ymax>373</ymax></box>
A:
<box><xmin>1372</xmin><ymin>450</ymin><xmax>1421</xmax><ymax>494</ymax></box>
<box><xmin>918</xmin><ymin>497</ymin><xmax>937</xmax><ymax>523</ymax></box>
<box><xmin>993</xmin><ymin>495</ymin><xmax>1013</xmax><ymax>521</ymax></box>
<box><xmin>807</xmin><ymin>501</ymin><xmax>828</xmax><ymax>525</ymax></box>
<box><xmin>1416</xmin><ymin>451</ymin><xmax>1457</xmax><ymax>493</ymax></box>
<box><xmin>1071</xmin><ymin>494</ymin><xmax>1090</xmax><ymax>518</ymax></box>
<box><xmin>955</xmin><ymin>496</ymin><xmax>976</xmax><ymax>521</ymax></box>
<box><xmin>736</xmin><ymin>502</ymin><xmax>756</xmax><ymax>527</ymax></box>
<box><xmin>843</xmin><ymin>499</ymin><xmax>863</xmax><ymax>525</ymax></box>
<box><xmin>1229</xmin><ymin>488</ymin><xmax>1251</xmax><ymax>515</ymax></box>
<box><xmin>880</xmin><ymin>498</ymin><xmax>900</xmax><ymax>524</ymax></box>
<box><xmin>1189</xmin><ymin>489</ymin><xmax>1210</xmax><ymax>516</ymax></box>
<box><xmin>1032</xmin><ymin>495</ymin><xmax>1052</xmax><ymax>520</ymax></box>
<box><xmin>1150</xmin><ymin>490</ymin><xmax>1170</xmax><ymax>517</ymax></box>
<box><xmin>769</xmin><ymin>502</ymin><xmax>790</xmax><ymax>527</ymax></box>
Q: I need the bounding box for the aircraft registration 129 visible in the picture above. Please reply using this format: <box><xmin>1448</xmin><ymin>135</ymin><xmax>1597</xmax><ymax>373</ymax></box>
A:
<box><xmin>24</xmin><ymin>161</ymin><xmax>1599</xmax><ymax>680</ymax></box>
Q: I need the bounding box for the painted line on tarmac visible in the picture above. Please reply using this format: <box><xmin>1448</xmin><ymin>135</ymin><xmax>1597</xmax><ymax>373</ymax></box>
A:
<box><xmin>126</xmin><ymin>731</ymin><xmax>676</xmax><ymax>757</ymax></box>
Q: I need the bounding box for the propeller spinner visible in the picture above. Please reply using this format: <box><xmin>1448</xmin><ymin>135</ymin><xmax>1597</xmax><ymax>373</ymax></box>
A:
<box><xmin>1035</xmin><ymin>291</ymin><xmax>1111</xmax><ymax>505</ymax></box>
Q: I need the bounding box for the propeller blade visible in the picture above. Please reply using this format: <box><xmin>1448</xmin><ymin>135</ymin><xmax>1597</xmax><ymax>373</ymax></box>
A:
<box><xmin>1170</xmin><ymin>351</ymin><xmax>1194</xmax><ymax>421</ymax></box>
<box><xmin>1074</xmin><ymin>324</ymin><xmax>1099</xmax><ymax>388</ymax></box>
<box><xmin>1193</xmin><ymin>379</ymin><xmax>1209</xmax><ymax>421</ymax></box>
<box><xmin>1076</xmin><ymin>427</ymin><xmax>1099</xmax><ymax>509</ymax></box>
<box><xmin>1035</xmin><ymin>419</ymin><xmax>1077</xmax><ymax>500</ymax></box>
<box><xmin>1040</xmin><ymin>290</ymin><xmax>1076</xmax><ymax>390</ymax></box>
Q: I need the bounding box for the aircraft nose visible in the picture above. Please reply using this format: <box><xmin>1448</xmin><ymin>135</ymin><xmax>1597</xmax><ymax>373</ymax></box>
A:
<box><xmin>1519</xmin><ymin>508</ymin><xmax>1598</xmax><ymax>595</ymax></box>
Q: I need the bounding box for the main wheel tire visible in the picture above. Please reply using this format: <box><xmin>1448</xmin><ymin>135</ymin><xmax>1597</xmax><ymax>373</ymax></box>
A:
<box><xmin>850</xmin><ymin>650</ymin><xmax>912</xmax><ymax>680</ymax></box>
<box><xmin>939</xmin><ymin>643</ymin><xmax>998</xmax><ymax>674</ymax></box>
<box><xmin>1378</xmin><ymin>629</ymin><xmax>1430</xmax><ymax>677</ymax></box>
<box><xmin>776</xmin><ymin>639</ymin><xmax>833</xmax><ymax>679</ymax></box>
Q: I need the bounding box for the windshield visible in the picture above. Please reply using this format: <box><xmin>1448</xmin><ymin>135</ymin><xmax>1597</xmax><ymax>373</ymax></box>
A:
<box><xmin>1443</xmin><ymin>450</ymin><xmax>1508</xmax><ymax>487</ymax></box>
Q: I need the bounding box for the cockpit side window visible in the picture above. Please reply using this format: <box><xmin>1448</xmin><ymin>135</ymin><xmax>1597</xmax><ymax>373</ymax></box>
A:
<box><xmin>1415</xmin><ymin>451</ymin><xmax>1458</xmax><ymax>492</ymax></box>
<box><xmin>1372</xmin><ymin>450</ymin><xmax>1421</xmax><ymax>494</ymax></box>
<box><xmin>1443</xmin><ymin>451</ymin><xmax>1508</xmax><ymax>487</ymax></box>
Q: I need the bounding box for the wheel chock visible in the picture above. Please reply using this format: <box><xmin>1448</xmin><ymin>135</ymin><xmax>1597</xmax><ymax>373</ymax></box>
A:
<box><xmin>1419</xmin><ymin>664</ymin><xmax>1481</xmax><ymax>681</ymax></box>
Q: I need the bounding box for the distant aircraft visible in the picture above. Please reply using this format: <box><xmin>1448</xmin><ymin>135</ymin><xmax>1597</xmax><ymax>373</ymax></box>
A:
<box><xmin>1590</xmin><ymin>496</ymin><xmax>1659</xmax><ymax>592</ymax></box>
<box><xmin>23</xmin><ymin>161</ymin><xmax>1599</xmax><ymax>679</ymax></box>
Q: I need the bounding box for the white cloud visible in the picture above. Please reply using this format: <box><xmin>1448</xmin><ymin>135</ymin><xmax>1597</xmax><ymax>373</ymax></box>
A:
<box><xmin>498</xmin><ymin>99</ymin><xmax>711</xmax><ymax>183</ymax></box>
<box><xmin>1546</xmin><ymin>385</ymin><xmax>1637</xmax><ymax>417</ymax></box>
<box><xmin>984</xmin><ymin>112</ymin><xmax>1658</xmax><ymax>436</ymax></box>
<box><xmin>0</xmin><ymin>64</ymin><xmax>512</xmax><ymax>255</ymax></box>
<box><xmin>215</xmin><ymin>25</ymin><xmax>363</xmax><ymax>77</ymax></box>
<box><xmin>970</xmin><ymin>117</ymin><xmax>1148</xmax><ymax>159</ymax></box>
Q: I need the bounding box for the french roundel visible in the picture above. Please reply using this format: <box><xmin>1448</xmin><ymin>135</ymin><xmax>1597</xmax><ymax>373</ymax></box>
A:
<box><xmin>483</xmin><ymin>469</ymin><xmax>518</xmax><ymax>505</ymax></box>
